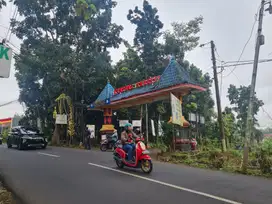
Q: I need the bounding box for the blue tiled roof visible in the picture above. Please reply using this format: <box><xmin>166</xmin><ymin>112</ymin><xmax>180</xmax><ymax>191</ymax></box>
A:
<box><xmin>111</xmin><ymin>84</ymin><xmax>156</xmax><ymax>102</ymax></box>
<box><xmin>92</xmin><ymin>58</ymin><xmax>201</xmax><ymax>106</ymax></box>
<box><xmin>94</xmin><ymin>82</ymin><xmax>114</xmax><ymax>104</ymax></box>
<box><xmin>154</xmin><ymin>57</ymin><xmax>196</xmax><ymax>90</ymax></box>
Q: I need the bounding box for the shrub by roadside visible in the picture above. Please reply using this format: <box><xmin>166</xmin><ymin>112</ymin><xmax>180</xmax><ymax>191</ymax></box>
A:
<box><xmin>156</xmin><ymin>139</ymin><xmax>272</xmax><ymax>178</ymax></box>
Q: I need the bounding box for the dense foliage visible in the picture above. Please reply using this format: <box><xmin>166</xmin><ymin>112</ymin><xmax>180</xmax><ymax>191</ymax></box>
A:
<box><xmin>0</xmin><ymin>0</ymin><xmax>6</xmax><ymax>10</ymax></box>
<box><xmin>11</xmin><ymin>0</ymin><xmax>123</xmax><ymax>142</ymax></box>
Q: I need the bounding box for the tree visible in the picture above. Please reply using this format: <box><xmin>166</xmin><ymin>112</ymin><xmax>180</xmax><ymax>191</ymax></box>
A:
<box><xmin>227</xmin><ymin>84</ymin><xmax>264</xmax><ymax>138</ymax></box>
<box><xmin>0</xmin><ymin>0</ymin><xmax>6</xmax><ymax>10</ymax></box>
<box><xmin>163</xmin><ymin>16</ymin><xmax>203</xmax><ymax>64</ymax></box>
<box><xmin>222</xmin><ymin>107</ymin><xmax>236</xmax><ymax>148</ymax></box>
<box><xmin>12</xmin><ymin>0</ymin><xmax>123</xmax><ymax>143</ymax></box>
<box><xmin>182</xmin><ymin>63</ymin><xmax>214</xmax><ymax>120</ymax></box>
<box><xmin>114</xmin><ymin>48</ymin><xmax>143</xmax><ymax>87</ymax></box>
<box><xmin>127</xmin><ymin>0</ymin><xmax>164</xmax><ymax>76</ymax></box>
<box><xmin>113</xmin><ymin>48</ymin><xmax>144</xmax><ymax>120</ymax></box>
<box><xmin>75</xmin><ymin>0</ymin><xmax>97</xmax><ymax>20</ymax></box>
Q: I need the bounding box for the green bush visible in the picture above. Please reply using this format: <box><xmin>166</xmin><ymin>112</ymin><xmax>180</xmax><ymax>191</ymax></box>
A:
<box><xmin>201</xmin><ymin>138</ymin><xmax>221</xmax><ymax>151</ymax></box>
<box><xmin>228</xmin><ymin>149</ymin><xmax>242</xmax><ymax>158</ymax></box>
<box><xmin>161</xmin><ymin>123</ymin><xmax>173</xmax><ymax>146</ymax></box>
<box><xmin>258</xmin><ymin>138</ymin><xmax>272</xmax><ymax>174</ymax></box>
<box><xmin>171</xmin><ymin>152</ymin><xmax>190</xmax><ymax>160</ymax></box>
<box><xmin>261</xmin><ymin>138</ymin><xmax>272</xmax><ymax>154</ymax></box>
<box><xmin>209</xmin><ymin>150</ymin><xmax>225</xmax><ymax>169</ymax></box>
<box><xmin>149</xmin><ymin>142</ymin><xmax>168</xmax><ymax>152</ymax></box>
<box><xmin>1</xmin><ymin>129</ymin><xmax>9</xmax><ymax>142</ymax></box>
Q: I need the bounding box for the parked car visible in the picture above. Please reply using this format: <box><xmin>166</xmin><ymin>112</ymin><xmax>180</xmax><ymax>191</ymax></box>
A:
<box><xmin>7</xmin><ymin>126</ymin><xmax>47</xmax><ymax>150</ymax></box>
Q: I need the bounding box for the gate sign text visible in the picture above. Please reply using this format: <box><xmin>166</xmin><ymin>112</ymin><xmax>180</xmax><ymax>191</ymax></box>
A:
<box><xmin>114</xmin><ymin>76</ymin><xmax>160</xmax><ymax>95</ymax></box>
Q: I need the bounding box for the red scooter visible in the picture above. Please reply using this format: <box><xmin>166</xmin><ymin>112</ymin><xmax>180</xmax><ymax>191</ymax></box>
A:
<box><xmin>113</xmin><ymin>137</ymin><xmax>153</xmax><ymax>174</ymax></box>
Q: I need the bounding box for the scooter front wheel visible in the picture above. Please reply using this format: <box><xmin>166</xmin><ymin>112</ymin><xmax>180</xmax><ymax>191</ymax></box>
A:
<box><xmin>116</xmin><ymin>159</ymin><xmax>124</xmax><ymax>168</ymax></box>
<box><xmin>100</xmin><ymin>144</ymin><xmax>107</xmax><ymax>152</ymax></box>
<box><xmin>141</xmin><ymin>160</ymin><xmax>153</xmax><ymax>174</ymax></box>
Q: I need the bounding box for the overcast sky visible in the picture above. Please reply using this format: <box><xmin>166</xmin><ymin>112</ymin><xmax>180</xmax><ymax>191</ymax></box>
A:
<box><xmin>0</xmin><ymin>0</ymin><xmax>272</xmax><ymax>128</ymax></box>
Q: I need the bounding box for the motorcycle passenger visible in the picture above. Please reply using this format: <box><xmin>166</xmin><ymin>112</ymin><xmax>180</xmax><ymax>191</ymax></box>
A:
<box><xmin>134</xmin><ymin>128</ymin><xmax>143</xmax><ymax>137</ymax></box>
<box><xmin>107</xmin><ymin>130</ymin><xmax>118</xmax><ymax>144</ymax></box>
<box><xmin>121</xmin><ymin>123</ymin><xmax>138</xmax><ymax>162</ymax></box>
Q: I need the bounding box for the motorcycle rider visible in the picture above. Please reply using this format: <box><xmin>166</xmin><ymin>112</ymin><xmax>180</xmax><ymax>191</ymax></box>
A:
<box><xmin>121</xmin><ymin>123</ymin><xmax>138</xmax><ymax>162</ymax></box>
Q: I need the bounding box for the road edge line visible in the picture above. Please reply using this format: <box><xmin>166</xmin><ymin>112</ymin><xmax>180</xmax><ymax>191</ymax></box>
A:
<box><xmin>88</xmin><ymin>162</ymin><xmax>242</xmax><ymax>204</ymax></box>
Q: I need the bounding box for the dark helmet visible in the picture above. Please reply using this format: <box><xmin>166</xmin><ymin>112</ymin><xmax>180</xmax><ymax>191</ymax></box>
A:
<box><xmin>135</xmin><ymin>128</ymin><xmax>141</xmax><ymax>135</ymax></box>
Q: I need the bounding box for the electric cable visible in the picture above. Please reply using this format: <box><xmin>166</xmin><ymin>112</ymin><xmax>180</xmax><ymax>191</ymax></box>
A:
<box><xmin>224</xmin><ymin>11</ymin><xmax>258</xmax><ymax>78</ymax></box>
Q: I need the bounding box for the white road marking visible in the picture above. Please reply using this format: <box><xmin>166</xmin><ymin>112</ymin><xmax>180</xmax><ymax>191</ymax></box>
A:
<box><xmin>37</xmin><ymin>152</ymin><xmax>60</xmax><ymax>158</ymax></box>
<box><xmin>88</xmin><ymin>162</ymin><xmax>242</xmax><ymax>204</ymax></box>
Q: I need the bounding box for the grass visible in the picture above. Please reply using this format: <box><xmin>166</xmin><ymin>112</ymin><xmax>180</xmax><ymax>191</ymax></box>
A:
<box><xmin>157</xmin><ymin>149</ymin><xmax>272</xmax><ymax>178</ymax></box>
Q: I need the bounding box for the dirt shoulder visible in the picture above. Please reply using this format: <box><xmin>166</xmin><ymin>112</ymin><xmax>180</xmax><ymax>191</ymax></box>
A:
<box><xmin>0</xmin><ymin>177</ymin><xmax>24</xmax><ymax>204</ymax></box>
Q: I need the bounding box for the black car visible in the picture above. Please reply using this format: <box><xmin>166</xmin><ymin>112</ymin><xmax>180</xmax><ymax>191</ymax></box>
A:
<box><xmin>0</xmin><ymin>136</ymin><xmax>2</xmax><ymax>145</ymax></box>
<box><xmin>7</xmin><ymin>126</ymin><xmax>48</xmax><ymax>150</ymax></box>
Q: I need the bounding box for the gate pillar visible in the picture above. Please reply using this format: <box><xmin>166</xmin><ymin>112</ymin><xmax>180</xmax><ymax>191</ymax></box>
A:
<box><xmin>100</xmin><ymin>108</ymin><xmax>115</xmax><ymax>134</ymax></box>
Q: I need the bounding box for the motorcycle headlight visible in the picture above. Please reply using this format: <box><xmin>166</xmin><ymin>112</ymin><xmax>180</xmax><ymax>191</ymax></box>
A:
<box><xmin>142</xmin><ymin>150</ymin><xmax>150</xmax><ymax>154</ymax></box>
<box><xmin>139</xmin><ymin>142</ymin><xmax>146</xmax><ymax>150</ymax></box>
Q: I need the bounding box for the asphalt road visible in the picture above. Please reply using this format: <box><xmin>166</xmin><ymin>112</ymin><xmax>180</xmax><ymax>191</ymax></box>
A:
<box><xmin>0</xmin><ymin>145</ymin><xmax>271</xmax><ymax>204</ymax></box>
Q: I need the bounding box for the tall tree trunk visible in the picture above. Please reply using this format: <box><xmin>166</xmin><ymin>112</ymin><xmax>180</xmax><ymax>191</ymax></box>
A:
<box><xmin>226</xmin><ymin>137</ymin><xmax>230</xmax><ymax>149</ymax></box>
<box><xmin>52</xmin><ymin>125</ymin><xmax>60</xmax><ymax>145</ymax></box>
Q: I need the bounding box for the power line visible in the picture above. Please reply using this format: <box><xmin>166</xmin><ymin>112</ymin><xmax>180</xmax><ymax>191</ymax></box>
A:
<box><xmin>221</xmin><ymin>59</ymin><xmax>272</xmax><ymax>71</ymax></box>
<box><xmin>5</xmin><ymin>6</ymin><xmax>18</xmax><ymax>41</ymax></box>
<box><xmin>0</xmin><ymin>24</ymin><xmax>9</xmax><ymax>30</ymax></box>
<box><xmin>0</xmin><ymin>100</ymin><xmax>19</xmax><ymax>108</ymax></box>
<box><xmin>225</xmin><ymin>12</ymin><xmax>258</xmax><ymax>78</ymax></box>
<box><xmin>262</xmin><ymin>107</ymin><xmax>272</xmax><ymax>121</ymax></box>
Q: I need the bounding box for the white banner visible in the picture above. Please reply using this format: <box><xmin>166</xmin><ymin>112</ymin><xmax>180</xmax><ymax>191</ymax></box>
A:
<box><xmin>200</xmin><ymin>116</ymin><xmax>205</xmax><ymax>124</ymax></box>
<box><xmin>0</xmin><ymin>45</ymin><xmax>12</xmax><ymax>78</ymax></box>
<box><xmin>170</xmin><ymin>93</ymin><xmax>182</xmax><ymax>126</ymax></box>
<box><xmin>101</xmin><ymin>134</ymin><xmax>107</xmax><ymax>141</ymax></box>
<box><xmin>86</xmin><ymin>124</ymin><xmax>95</xmax><ymax>138</ymax></box>
<box><xmin>151</xmin><ymin>119</ymin><xmax>156</xmax><ymax>136</ymax></box>
<box><xmin>132</xmin><ymin>120</ymin><xmax>141</xmax><ymax>127</ymax></box>
<box><xmin>189</xmin><ymin>113</ymin><xmax>196</xmax><ymax>122</ymax></box>
<box><xmin>119</xmin><ymin>120</ymin><xmax>129</xmax><ymax>127</ymax></box>
<box><xmin>55</xmin><ymin>114</ymin><xmax>67</xmax><ymax>124</ymax></box>
<box><xmin>158</xmin><ymin>120</ymin><xmax>163</xmax><ymax>137</ymax></box>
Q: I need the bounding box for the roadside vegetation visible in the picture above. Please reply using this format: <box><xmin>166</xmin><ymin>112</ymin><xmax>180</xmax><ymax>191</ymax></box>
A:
<box><xmin>149</xmin><ymin>137</ymin><xmax>272</xmax><ymax>178</ymax></box>
<box><xmin>0</xmin><ymin>181</ymin><xmax>16</xmax><ymax>204</ymax></box>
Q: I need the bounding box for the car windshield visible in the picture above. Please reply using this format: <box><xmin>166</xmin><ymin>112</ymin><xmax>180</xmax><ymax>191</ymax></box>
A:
<box><xmin>20</xmin><ymin>127</ymin><xmax>38</xmax><ymax>135</ymax></box>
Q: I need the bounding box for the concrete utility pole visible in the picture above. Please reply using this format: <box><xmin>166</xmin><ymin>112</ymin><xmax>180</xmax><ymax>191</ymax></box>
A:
<box><xmin>211</xmin><ymin>40</ymin><xmax>226</xmax><ymax>152</ymax></box>
<box><xmin>243</xmin><ymin>0</ymin><xmax>272</xmax><ymax>172</ymax></box>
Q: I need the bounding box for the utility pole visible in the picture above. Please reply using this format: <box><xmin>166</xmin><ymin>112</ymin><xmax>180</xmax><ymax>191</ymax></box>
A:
<box><xmin>211</xmin><ymin>40</ymin><xmax>226</xmax><ymax>152</ymax></box>
<box><xmin>243</xmin><ymin>0</ymin><xmax>271</xmax><ymax>172</ymax></box>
